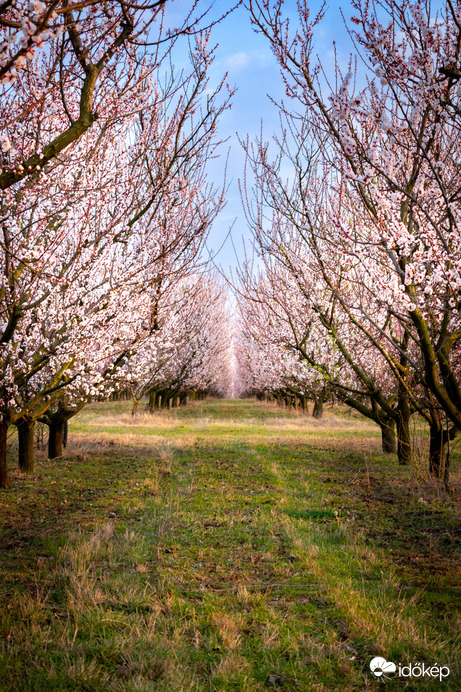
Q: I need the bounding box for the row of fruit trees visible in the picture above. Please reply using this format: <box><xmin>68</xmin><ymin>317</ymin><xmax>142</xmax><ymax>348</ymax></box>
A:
<box><xmin>234</xmin><ymin>0</ymin><xmax>461</xmax><ymax>485</ymax></box>
<box><xmin>0</xmin><ymin>0</ymin><xmax>236</xmax><ymax>487</ymax></box>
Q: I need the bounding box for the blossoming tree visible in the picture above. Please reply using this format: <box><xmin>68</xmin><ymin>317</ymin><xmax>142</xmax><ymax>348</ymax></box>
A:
<box><xmin>0</xmin><ymin>17</ymin><xmax>231</xmax><ymax>486</ymax></box>
<box><xmin>243</xmin><ymin>0</ymin><xmax>461</xmax><ymax>478</ymax></box>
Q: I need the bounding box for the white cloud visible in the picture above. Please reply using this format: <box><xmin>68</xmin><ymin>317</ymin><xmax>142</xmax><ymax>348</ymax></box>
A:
<box><xmin>224</xmin><ymin>51</ymin><xmax>250</xmax><ymax>72</ymax></box>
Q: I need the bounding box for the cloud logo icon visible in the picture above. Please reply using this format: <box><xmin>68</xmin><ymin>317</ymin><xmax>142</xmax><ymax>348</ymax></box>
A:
<box><xmin>370</xmin><ymin>657</ymin><xmax>397</xmax><ymax>677</ymax></box>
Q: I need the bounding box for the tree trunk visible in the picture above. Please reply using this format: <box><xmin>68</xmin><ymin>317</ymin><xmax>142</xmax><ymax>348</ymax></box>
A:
<box><xmin>396</xmin><ymin>344</ymin><xmax>412</xmax><ymax>464</ymax></box>
<box><xmin>396</xmin><ymin>407</ymin><xmax>411</xmax><ymax>465</ymax></box>
<box><xmin>429</xmin><ymin>423</ymin><xmax>444</xmax><ymax>478</ymax></box>
<box><xmin>444</xmin><ymin>435</ymin><xmax>451</xmax><ymax>490</ymax></box>
<box><xmin>380</xmin><ymin>417</ymin><xmax>396</xmax><ymax>454</ymax></box>
<box><xmin>48</xmin><ymin>420</ymin><xmax>65</xmax><ymax>460</ymax></box>
<box><xmin>63</xmin><ymin>421</ymin><xmax>68</xmax><ymax>448</ymax></box>
<box><xmin>0</xmin><ymin>420</ymin><xmax>10</xmax><ymax>489</ymax></box>
<box><xmin>312</xmin><ymin>399</ymin><xmax>324</xmax><ymax>419</ymax></box>
<box><xmin>148</xmin><ymin>390</ymin><xmax>156</xmax><ymax>412</ymax></box>
<box><xmin>16</xmin><ymin>417</ymin><xmax>35</xmax><ymax>473</ymax></box>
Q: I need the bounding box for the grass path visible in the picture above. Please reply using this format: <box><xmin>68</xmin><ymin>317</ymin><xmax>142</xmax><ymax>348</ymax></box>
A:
<box><xmin>0</xmin><ymin>399</ymin><xmax>460</xmax><ymax>690</ymax></box>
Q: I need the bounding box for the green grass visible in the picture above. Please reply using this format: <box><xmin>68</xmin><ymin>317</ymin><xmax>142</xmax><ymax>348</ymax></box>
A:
<box><xmin>0</xmin><ymin>398</ymin><xmax>460</xmax><ymax>690</ymax></box>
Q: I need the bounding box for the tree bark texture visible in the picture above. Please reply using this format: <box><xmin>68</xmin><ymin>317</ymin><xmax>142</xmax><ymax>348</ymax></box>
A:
<box><xmin>48</xmin><ymin>420</ymin><xmax>65</xmax><ymax>460</ymax></box>
<box><xmin>428</xmin><ymin>422</ymin><xmax>458</xmax><ymax>481</ymax></box>
<box><xmin>0</xmin><ymin>420</ymin><xmax>10</xmax><ymax>489</ymax></box>
<box><xmin>397</xmin><ymin>401</ymin><xmax>412</xmax><ymax>465</ymax></box>
<box><xmin>380</xmin><ymin>418</ymin><xmax>396</xmax><ymax>454</ymax></box>
<box><xmin>312</xmin><ymin>400</ymin><xmax>324</xmax><ymax>419</ymax></box>
<box><xmin>16</xmin><ymin>417</ymin><xmax>35</xmax><ymax>473</ymax></box>
<box><xmin>429</xmin><ymin>424</ymin><xmax>445</xmax><ymax>478</ymax></box>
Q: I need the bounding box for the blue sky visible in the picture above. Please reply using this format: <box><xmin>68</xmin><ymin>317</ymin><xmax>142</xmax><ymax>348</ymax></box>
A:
<box><xmin>167</xmin><ymin>1</ymin><xmax>353</xmax><ymax>273</ymax></box>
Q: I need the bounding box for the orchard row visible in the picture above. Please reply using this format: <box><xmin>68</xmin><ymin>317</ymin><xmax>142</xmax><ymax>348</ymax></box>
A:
<box><xmin>234</xmin><ymin>0</ymin><xmax>461</xmax><ymax>484</ymax></box>
<box><xmin>0</xmin><ymin>1</ymin><xmax>235</xmax><ymax>487</ymax></box>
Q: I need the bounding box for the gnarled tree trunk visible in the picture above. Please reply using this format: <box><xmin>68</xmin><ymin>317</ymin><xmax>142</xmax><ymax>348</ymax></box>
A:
<box><xmin>0</xmin><ymin>420</ymin><xmax>10</xmax><ymax>489</ymax></box>
<box><xmin>429</xmin><ymin>422</ymin><xmax>458</xmax><ymax>481</ymax></box>
<box><xmin>16</xmin><ymin>417</ymin><xmax>35</xmax><ymax>473</ymax></box>
<box><xmin>312</xmin><ymin>399</ymin><xmax>323</xmax><ymax>419</ymax></box>
<box><xmin>48</xmin><ymin>418</ymin><xmax>66</xmax><ymax>460</ymax></box>
<box><xmin>379</xmin><ymin>417</ymin><xmax>396</xmax><ymax>454</ymax></box>
<box><xmin>429</xmin><ymin>423</ymin><xmax>444</xmax><ymax>478</ymax></box>
<box><xmin>396</xmin><ymin>398</ymin><xmax>411</xmax><ymax>465</ymax></box>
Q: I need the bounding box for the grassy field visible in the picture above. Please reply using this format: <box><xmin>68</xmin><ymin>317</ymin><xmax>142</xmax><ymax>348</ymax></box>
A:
<box><xmin>0</xmin><ymin>398</ymin><xmax>460</xmax><ymax>691</ymax></box>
